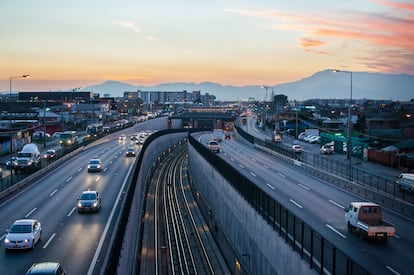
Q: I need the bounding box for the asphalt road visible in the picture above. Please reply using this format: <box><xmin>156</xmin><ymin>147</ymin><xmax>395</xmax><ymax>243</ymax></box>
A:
<box><xmin>199</xmin><ymin>131</ymin><xmax>414</xmax><ymax>274</ymax></box>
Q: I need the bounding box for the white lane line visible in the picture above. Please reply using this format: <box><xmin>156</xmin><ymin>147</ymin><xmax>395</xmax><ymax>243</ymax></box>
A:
<box><xmin>277</xmin><ymin>172</ymin><xmax>285</xmax><ymax>178</ymax></box>
<box><xmin>250</xmin><ymin>172</ymin><xmax>257</xmax><ymax>177</ymax></box>
<box><xmin>329</xmin><ymin>200</ymin><xmax>345</xmax><ymax>209</ymax></box>
<box><xmin>326</xmin><ymin>224</ymin><xmax>347</xmax><ymax>239</ymax></box>
<box><xmin>95</xmin><ymin>176</ymin><xmax>101</xmax><ymax>182</ymax></box>
<box><xmin>266</xmin><ymin>183</ymin><xmax>275</xmax><ymax>190</ymax></box>
<box><xmin>67</xmin><ymin>207</ymin><xmax>76</xmax><ymax>217</ymax></box>
<box><xmin>289</xmin><ymin>199</ymin><xmax>303</xmax><ymax>209</ymax></box>
<box><xmin>109</xmin><ymin>160</ymin><xmax>113</xmax><ymax>165</ymax></box>
<box><xmin>103</xmin><ymin>167</ymin><xmax>108</xmax><ymax>172</ymax></box>
<box><xmin>230</xmin><ymin>158</ymin><xmax>235</xmax><ymax>162</ymax></box>
<box><xmin>393</xmin><ymin>234</ymin><xmax>400</xmax><ymax>239</ymax></box>
<box><xmin>25</xmin><ymin>208</ymin><xmax>37</xmax><ymax>218</ymax></box>
<box><xmin>43</xmin><ymin>233</ymin><xmax>56</xmax><ymax>249</ymax></box>
<box><xmin>298</xmin><ymin>184</ymin><xmax>309</xmax><ymax>190</ymax></box>
<box><xmin>263</xmin><ymin>164</ymin><xmax>269</xmax><ymax>169</ymax></box>
<box><xmin>0</xmin><ymin>234</ymin><xmax>6</xmax><ymax>241</ymax></box>
<box><xmin>251</xmin><ymin>158</ymin><xmax>257</xmax><ymax>162</ymax></box>
<box><xmin>87</xmin><ymin>154</ymin><xmax>136</xmax><ymax>275</ymax></box>
<box><xmin>65</xmin><ymin>176</ymin><xmax>72</xmax><ymax>183</ymax></box>
<box><xmin>78</xmin><ymin>167</ymin><xmax>83</xmax><ymax>172</ymax></box>
<box><xmin>238</xmin><ymin>164</ymin><xmax>244</xmax><ymax>169</ymax></box>
<box><xmin>49</xmin><ymin>189</ymin><xmax>58</xmax><ymax>197</ymax></box>
<box><xmin>385</xmin><ymin>266</ymin><xmax>401</xmax><ymax>275</ymax></box>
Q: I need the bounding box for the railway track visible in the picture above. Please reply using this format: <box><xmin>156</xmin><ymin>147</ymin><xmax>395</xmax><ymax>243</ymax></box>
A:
<box><xmin>140</xmin><ymin>144</ymin><xmax>229</xmax><ymax>275</ymax></box>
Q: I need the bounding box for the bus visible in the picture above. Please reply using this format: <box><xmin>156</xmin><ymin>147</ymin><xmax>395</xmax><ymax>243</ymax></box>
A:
<box><xmin>59</xmin><ymin>131</ymin><xmax>78</xmax><ymax>146</ymax></box>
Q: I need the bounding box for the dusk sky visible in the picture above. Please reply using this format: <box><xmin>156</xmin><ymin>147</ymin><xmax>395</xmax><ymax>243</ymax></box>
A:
<box><xmin>1</xmin><ymin>0</ymin><xmax>413</xmax><ymax>92</ymax></box>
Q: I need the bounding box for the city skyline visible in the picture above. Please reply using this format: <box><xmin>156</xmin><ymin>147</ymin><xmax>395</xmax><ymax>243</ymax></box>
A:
<box><xmin>1</xmin><ymin>1</ymin><xmax>413</xmax><ymax>92</ymax></box>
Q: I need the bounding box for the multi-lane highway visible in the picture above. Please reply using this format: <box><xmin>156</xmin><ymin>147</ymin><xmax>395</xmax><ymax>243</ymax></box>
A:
<box><xmin>197</xmin><ymin>132</ymin><xmax>414</xmax><ymax>274</ymax></box>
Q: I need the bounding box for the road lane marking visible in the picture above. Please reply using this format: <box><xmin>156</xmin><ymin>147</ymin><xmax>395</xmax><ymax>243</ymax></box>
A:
<box><xmin>0</xmin><ymin>234</ymin><xmax>6</xmax><ymax>241</ymax></box>
<box><xmin>78</xmin><ymin>167</ymin><xmax>83</xmax><ymax>172</ymax></box>
<box><xmin>266</xmin><ymin>183</ymin><xmax>275</xmax><ymax>190</ymax></box>
<box><xmin>298</xmin><ymin>184</ymin><xmax>309</xmax><ymax>190</ymax></box>
<box><xmin>68</xmin><ymin>207</ymin><xmax>76</xmax><ymax>217</ymax></box>
<box><xmin>109</xmin><ymin>160</ymin><xmax>113</xmax><ymax>165</ymax></box>
<box><xmin>277</xmin><ymin>172</ymin><xmax>285</xmax><ymax>178</ymax></box>
<box><xmin>103</xmin><ymin>167</ymin><xmax>108</xmax><ymax>172</ymax></box>
<box><xmin>263</xmin><ymin>165</ymin><xmax>269</xmax><ymax>169</ymax></box>
<box><xmin>88</xmin><ymin>154</ymin><xmax>136</xmax><ymax>275</ymax></box>
<box><xmin>43</xmin><ymin>233</ymin><xmax>56</xmax><ymax>249</ymax></box>
<box><xmin>251</xmin><ymin>158</ymin><xmax>257</xmax><ymax>162</ymax></box>
<box><xmin>329</xmin><ymin>200</ymin><xmax>345</xmax><ymax>209</ymax></box>
<box><xmin>25</xmin><ymin>208</ymin><xmax>37</xmax><ymax>218</ymax></box>
<box><xmin>96</xmin><ymin>176</ymin><xmax>101</xmax><ymax>182</ymax></box>
<box><xmin>49</xmin><ymin>189</ymin><xmax>58</xmax><ymax>197</ymax></box>
<box><xmin>289</xmin><ymin>199</ymin><xmax>303</xmax><ymax>209</ymax></box>
<box><xmin>230</xmin><ymin>158</ymin><xmax>235</xmax><ymax>162</ymax></box>
<box><xmin>385</xmin><ymin>266</ymin><xmax>401</xmax><ymax>275</ymax></box>
<box><xmin>250</xmin><ymin>172</ymin><xmax>257</xmax><ymax>177</ymax></box>
<box><xmin>326</xmin><ymin>224</ymin><xmax>346</xmax><ymax>238</ymax></box>
<box><xmin>65</xmin><ymin>176</ymin><xmax>72</xmax><ymax>183</ymax></box>
<box><xmin>238</xmin><ymin>164</ymin><xmax>244</xmax><ymax>169</ymax></box>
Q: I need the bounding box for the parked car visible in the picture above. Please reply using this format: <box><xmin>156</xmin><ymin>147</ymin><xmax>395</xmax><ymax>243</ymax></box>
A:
<box><xmin>77</xmin><ymin>190</ymin><xmax>101</xmax><ymax>213</ymax></box>
<box><xmin>87</xmin><ymin>159</ymin><xmax>102</xmax><ymax>172</ymax></box>
<box><xmin>26</xmin><ymin>262</ymin><xmax>66</xmax><ymax>275</ymax></box>
<box><xmin>320</xmin><ymin>144</ymin><xmax>333</xmax><ymax>154</ymax></box>
<box><xmin>43</xmin><ymin>149</ymin><xmax>56</xmax><ymax>160</ymax></box>
<box><xmin>396</xmin><ymin>173</ymin><xmax>414</xmax><ymax>192</ymax></box>
<box><xmin>308</xmin><ymin>136</ymin><xmax>321</xmax><ymax>144</ymax></box>
<box><xmin>4</xmin><ymin>219</ymin><xmax>42</xmax><ymax>250</ymax></box>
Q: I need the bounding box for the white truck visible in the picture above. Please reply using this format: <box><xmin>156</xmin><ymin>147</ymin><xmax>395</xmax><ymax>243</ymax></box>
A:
<box><xmin>14</xmin><ymin>143</ymin><xmax>41</xmax><ymax>171</ymax></box>
<box><xmin>344</xmin><ymin>202</ymin><xmax>395</xmax><ymax>240</ymax></box>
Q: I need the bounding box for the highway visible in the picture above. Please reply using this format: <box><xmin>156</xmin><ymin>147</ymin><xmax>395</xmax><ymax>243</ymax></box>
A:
<box><xmin>197</xmin><ymin>132</ymin><xmax>414</xmax><ymax>274</ymax></box>
<box><xmin>0</xmin><ymin>117</ymin><xmax>167</xmax><ymax>275</ymax></box>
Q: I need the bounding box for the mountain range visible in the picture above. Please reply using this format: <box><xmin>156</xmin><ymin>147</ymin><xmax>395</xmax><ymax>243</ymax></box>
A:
<box><xmin>85</xmin><ymin>69</ymin><xmax>414</xmax><ymax>102</ymax></box>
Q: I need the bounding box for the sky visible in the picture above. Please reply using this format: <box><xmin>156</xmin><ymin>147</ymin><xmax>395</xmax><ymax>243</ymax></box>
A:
<box><xmin>1</xmin><ymin>0</ymin><xmax>413</xmax><ymax>93</ymax></box>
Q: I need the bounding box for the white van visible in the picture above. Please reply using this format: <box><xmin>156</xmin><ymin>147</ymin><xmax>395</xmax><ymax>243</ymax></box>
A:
<box><xmin>396</xmin><ymin>173</ymin><xmax>414</xmax><ymax>192</ymax></box>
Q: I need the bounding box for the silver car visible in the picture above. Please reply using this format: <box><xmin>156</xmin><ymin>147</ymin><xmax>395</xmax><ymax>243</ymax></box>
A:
<box><xmin>77</xmin><ymin>190</ymin><xmax>101</xmax><ymax>213</ymax></box>
<box><xmin>4</xmin><ymin>219</ymin><xmax>42</xmax><ymax>250</ymax></box>
<box><xmin>87</xmin><ymin>159</ymin><xmax>102</xmax><ymax>172</ymax></box>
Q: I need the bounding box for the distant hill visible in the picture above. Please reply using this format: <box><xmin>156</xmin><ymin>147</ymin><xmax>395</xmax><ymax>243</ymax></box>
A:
<box><xmin>85</xmin><ymin>70</ymin><xmax>414</xmax><ymax>101</ymax></box>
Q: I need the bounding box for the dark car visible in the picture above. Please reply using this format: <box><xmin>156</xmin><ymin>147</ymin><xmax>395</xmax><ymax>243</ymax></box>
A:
<box><xmin>125</xmin><ymin>147</ymin><xmax>136</xmax><ymax>157</ymax></box>
<box><xmin>43</xmin><ymin>149</ymin><xmax>56</xmax><ymax>160</ymax></box>
<box><xmin>26</xmin><ymin>262</ymin><xmax>66</xmax><ymax>275</ymax></box>
<box><xmin>77</xmin><ymin>190</ymin><xmax>101</xmax><ymax>213</ymax></box>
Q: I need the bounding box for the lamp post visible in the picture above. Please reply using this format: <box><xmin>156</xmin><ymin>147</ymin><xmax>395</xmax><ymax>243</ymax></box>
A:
<box><xmin>9</xmin><ymin>74</ymin><xmax>30</xmax><ymax>184</ymax></box>
<box><xmin>333</xmin><ymin>69</ymin><xmax>352</xmax><ymax>180</ymax></box>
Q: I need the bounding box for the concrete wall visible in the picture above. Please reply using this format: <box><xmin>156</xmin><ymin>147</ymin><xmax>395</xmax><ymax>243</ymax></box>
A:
<box><xmin>188</xmin><ymin>143</ymin><xmax>316</xmax><ymax>275</ymax></box>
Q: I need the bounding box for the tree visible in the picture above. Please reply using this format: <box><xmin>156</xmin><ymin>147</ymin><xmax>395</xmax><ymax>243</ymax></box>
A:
<box><xmin>272</xmin><ymin>94</ymin><xmax>288</xmax><ymax>113</ymax></box>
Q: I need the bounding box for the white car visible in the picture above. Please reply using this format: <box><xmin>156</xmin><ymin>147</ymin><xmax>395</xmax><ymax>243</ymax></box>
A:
<box><xmin>4</xmin><ymin>219</ymin><xmax>42</xmax><ymax>250</ymax></box>
<box><xmin>118</xmin><ymin>134</ymin><xmax>126</xmax><ymax>141</ymax></box>
<box><xmin>87</xmin><ymin>158</ymin><xmax>102</xmax><ymax>172</ymax></box>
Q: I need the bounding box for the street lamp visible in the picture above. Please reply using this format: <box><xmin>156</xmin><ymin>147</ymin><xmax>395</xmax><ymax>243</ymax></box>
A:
<box><xmin>333</xmin><ymin>69</ymin><xmax>352</xmax><ymax>180</ymax></box>
<box><xmin>9</xmin><ymin>74</ymin><xmax>30</xmax><ymax>184</ymax></box>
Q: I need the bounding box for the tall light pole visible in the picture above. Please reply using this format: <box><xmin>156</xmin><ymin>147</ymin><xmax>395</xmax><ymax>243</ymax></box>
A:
<box><xmin>261</xmin><ymin>85</ymin><xmax>270</xmax><ymax>128</ymax></box>
<box><xmin>9</xmin><ymin>74</ymin><xmax>30</xmax><ymax>184</ymax></box>
<box><xmin>333</xmin><ymin>69</ymin><xmax>352</xmax><ymax>180</ymax></box>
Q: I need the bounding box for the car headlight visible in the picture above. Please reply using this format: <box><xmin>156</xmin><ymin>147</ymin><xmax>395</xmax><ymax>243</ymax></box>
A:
<box><xmin>24</xmin><ymin>239</ymin><xmax>29</xmax><ymax>243</ymax></box>
<box><xmin>78</xmin><ymin>202</ymin><xmax>82</xmax><ymax>207</ymax></box>
<box><xmin>93</xmin><ymin>202</ymin><xmax>98</xmax><ymax>207</ymax></box>
<box><xmin>4</xmin><ymin>238</ymin><xmax>10</xmax><ymax>243</ymax></box>
<box><xmin>87</xmin><ymin>165</ymin><xmax>91</xmax><ymax>169</ymax></box>
<box><xmin>27</xmin><ymin>161</ymin><xmax>33</xmax><ymax>165</ymax></box>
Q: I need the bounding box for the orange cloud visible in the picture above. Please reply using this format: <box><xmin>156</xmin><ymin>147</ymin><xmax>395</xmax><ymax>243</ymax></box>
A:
<box><xmin>370</xmin><ymin>0</ymin><xmax>414</xmax><ymax>11</ymax></box>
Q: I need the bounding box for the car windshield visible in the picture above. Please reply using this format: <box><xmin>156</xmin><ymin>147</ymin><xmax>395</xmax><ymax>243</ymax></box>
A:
<box><xmin>80</xmin><ymin>193</ymin><xmax>97</xmax><ymax>200</ymax></box>
<box><xmin>10</xmin><ymin>224</ymin><xmax>32</xmax><ymax>233</ymax></box>
<box><xmin>90</xmin><ymin>160</ymin><xmax>100</xmax><ymax>164</ymax></box>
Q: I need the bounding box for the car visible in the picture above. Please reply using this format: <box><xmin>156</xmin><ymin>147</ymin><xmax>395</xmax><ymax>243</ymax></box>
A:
<box><xmin>0</xmin><ymin>166</ymin><xmax>2</xmax><ymax>178</ymax></box>
<box><xmin>87</xmin><ymin>158</ymin><xmax>102</xmax><ymax>172</ymax></box>
<box><xmin>33</xmin><ymin>131</ymin><xmax>51</xmax><ymax>139</ymax></box>
<box><xmin>43</xmin><ymin>149</ymin><xmax>56</xmax><ymax>160</ymax></box>
<box><xmin>320</xmin><ymin>144</ymin><xmax>333</xmax><ymax>154</ymax></box>
<box><xmin>308</xmin><ymin>136</ymin><xmax>321</xmax><ymax>144</ymax></box>
<box><xmin>4</xmin><ymin>219</ymin><xmax>42</xmax><ymax>250</ymax></box>
<box><xmin>26</xmin><ymin>262</ymin><xmax>66</xmax><ymax>275</ymax></box>
<box><xmin>26</xmin><ymin>262</ymin><xmax>65</xmax><ymax>275</ymax></box>
<box><xmin>207</xmin><ymin>140</ymin><xmax>220</xmax><ymax>153</ymax></box>
<box><xmin>130</xmin><ymin>133</ymin><xmax>139</xmax><ymax>140</ymax></box>
<box><xmin>118</xmin><ymin>134</ymin><xmax>126</xmax><ymax>141</ymax></box>
<box><xmin>292</xmin><ymin>144</ymin><xmax>303</xmax><ymax>153</ymax></box>
<box><xmin>135</xmin><ymin>138</ymin><xmax>145</xmax><ymax>145</ymax></box>
<box><xmin>5</xmin><ymin>156</ymin><xmax>17</xmax><ymax>169</ymax></box>
<box><xmin>125</xmin><ymin>147</ymin><xmax>136</xmax><ymax>157</ymax></box>
<box><xmin>77</xmin><ymin>190</ymin><xmax>101</xmax><ymax>213</ymax></box>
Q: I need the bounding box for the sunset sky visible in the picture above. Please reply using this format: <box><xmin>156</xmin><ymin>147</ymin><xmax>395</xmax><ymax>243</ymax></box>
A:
<box><xmin>1</xmin><ymin>0</ymin><xmax>413</xmax><ymax>92</ymax></box>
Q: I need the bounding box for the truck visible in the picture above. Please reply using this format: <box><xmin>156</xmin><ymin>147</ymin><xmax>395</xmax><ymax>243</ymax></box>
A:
<box><xmin>344</xmin><ymin>202</ymin><xmax>395</xmax><ymax>240</ymax></box>
<box><xmin>14</xmin><ymin>143</ymin><xmax>41</xmax><ymax>171</ymax></box>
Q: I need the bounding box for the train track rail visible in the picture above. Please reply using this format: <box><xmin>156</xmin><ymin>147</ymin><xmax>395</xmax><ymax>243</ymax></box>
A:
<box><xmin>140</xmin><ymin>145</ymin><xmax>229</xmax><ymax>275</ymax></box>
